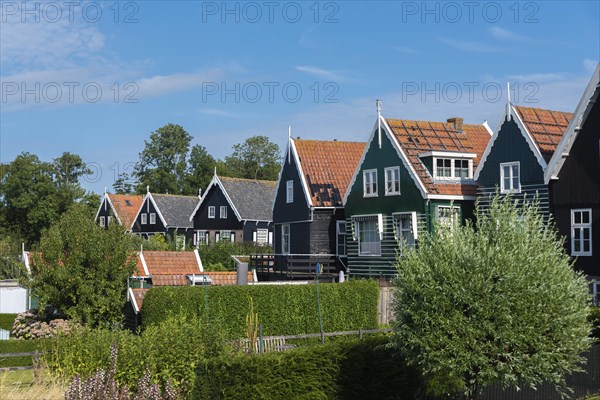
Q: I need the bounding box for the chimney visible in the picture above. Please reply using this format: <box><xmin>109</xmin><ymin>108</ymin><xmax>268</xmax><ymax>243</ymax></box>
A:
<box><xmin>447</xmin><ymin>117</ymin><xmax>464</xmax><ymax>132</ymax></box>
<box><xmin>333</xmin><ymin>139</ymin><xmax>337</xmax><ymax>141</ymax></box>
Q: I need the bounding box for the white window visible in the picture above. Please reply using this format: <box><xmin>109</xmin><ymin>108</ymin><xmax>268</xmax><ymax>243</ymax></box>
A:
<box><xmin>176</xmin><ymin>235</ymin><xmax>185</xmax><ymax>250</ymax></box>
<box><xmin>437</xmin><ymin>206</ymin><xmax>460</xmax><ymax>230</ymax></box>
<box><xmin>281</xmin><ymin>224</ymin><xmax>290</xmax><ymax>255</ymax></box>
<box><xmin>149</xmin><ymin>213</ymin><xmax>156</xmax><ymax>224</ymax></box>
<box><xmin>255</xmin><ymin>228</ymin><xmax>269</xmax><ymax>245</ymax></box>
<box><xmin>208</xmin><ymin>206</ymin><xmax>215</xmax><ymax>218</ymax></box>
<box><xmin>436</xmin><ymin>158</ymin><xmax>452</xmax><ymax>178</ymax></box>
<box><xmin>355</xmin><ymin>215</ymin><xmax>382</xmax><ymax>256</ymax></box>
<box><xmin>454</xmin><ymin>159</ymin><xmax>470</xmax><ymax>178</ymax></box>
<box><xmin>571</xmin><ymin>209</ymin><xmax>592</xmax><ymax>256</ymax></box>
<box><xmin>218</xmin><ymin>230</ymin><xmax>233</xmax><ymax>242</ymax></box>
<box><xmin>220</xmin><ymin>206</ymin><xmax>227</xmax><ymax>219</ymax></box>
<box><xmin>107</xmin><ymin>216</ymin><xmax>111</xmax><ymax>226</ymax></box>
<box><xmin>141</xmin><ymin>213</ymin><xmax>147</xmax><ymax>225</ymax></box>
<box><xmin>99</xmin><ymin>216</ymin><xmax>105</xmax><ymax>227</ymax></box>
<box><xmin>336</xmin><ymin>221</ymin><xmax>346</xmax><ymax>256</ymax></box>
<box><xmin>195</xmin><ymin>230</ymin><xmax>208</xmax><ymax>246</ymax></box>
<box><xmin>384</xmin><ymin>166</ymin><xmax>400</xmax><ymax>196</ymax></box>
<box><xmin>393</xmin><ymin>212</ymin><xmax>418</xmax><ymax>247</ymax></box>
<box><xmin>500</xmin><ymin>162</ymin><xmax>521</xmax><ymax>193</ymax></box>
<box><xmin>363</xmin><ymin>169</ymin><xmax>378</xmax><ymax>197</ymax></box>
<box><xmin>286</xmin><ymin>180</ymin><xmax>294</xmax><ymax>203</ymax></box>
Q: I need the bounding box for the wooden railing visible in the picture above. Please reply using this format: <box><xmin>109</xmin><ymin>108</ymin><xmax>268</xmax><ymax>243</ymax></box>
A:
<box><xmin>250</xmin><ymin>253</ymin><xmax>347</xmax><ymax>281</ymax></box>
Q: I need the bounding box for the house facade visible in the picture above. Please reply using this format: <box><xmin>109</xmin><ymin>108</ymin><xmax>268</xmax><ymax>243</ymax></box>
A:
<box><xmin>272</xmin><ymin>138</ymin><xmax>365</xmax><ymax>266</ymax></box>
<box><xmin>95</xmin><ymin>192</ymin><xmax>143</xmax><ymax>231</ymax></box>
<box><xmin>130</xmin><ymin>192</ymin><xmax>198</xmax><ymax>248</ymax></box>
<box><xmin>545</xmin><ymin>64</ymin><xmax>600</xmax><ymax>286</ymax></box>
<box><xmin>344</xmin><ymin>112</ymin><xmax>491</xmax><ymax>278</ymax></box>
<box><xmin>189</xmin><ymin>173</ymin><xmax>276</xmax><ymax>246</ymax></box>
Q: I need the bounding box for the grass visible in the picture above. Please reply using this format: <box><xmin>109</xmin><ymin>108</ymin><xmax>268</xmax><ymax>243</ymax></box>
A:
<box><xmin>0</xmin><ymin>369</ymin><xmax>65</xmax><ymax>400</ymax></box>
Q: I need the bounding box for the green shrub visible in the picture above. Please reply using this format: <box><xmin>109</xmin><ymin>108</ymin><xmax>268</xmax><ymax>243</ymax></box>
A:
<box><xmin>44</xmin><ymin>314</ymin><xmax>228</xmax><ymax>397</ymax></box>
<box><xmin>0</xmin><ymin>313</ymin><xmax>17</xmax><ymax>331</ymax></box>
<box><xmin>196</xmin><ymin>241</ymin><xmax>272</xmax><ymax>270</ymax></box>
<box><xmin>590</xmin><ymin>307</ymin><xmax>600</xmax><ymax>340</ymax></box>
<box><xmin>193</xmin><ymin>335</ymin><xmax>420</xmax><ymax>400</ymax></box>
<box><xmin>142</xmin><ymin>280</ymin><xmax>379</xmax><ymax>339</ymax></box>
<box><xmin>0</xmin><ymin>338</ymin><xmax>47</xmax><ymax>354</ymax></box>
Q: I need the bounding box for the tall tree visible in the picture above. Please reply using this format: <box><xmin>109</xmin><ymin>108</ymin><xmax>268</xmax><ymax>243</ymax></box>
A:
<box><xmin>391</xmin><ymin>196</ymin><xmax>592</xmax><ymax>400</ymax></box>
<box><xmin>185</xmin><ymin>144</ymin><xmax>215</xmax><ymax>195</ymax></box>
<box><xmin>224</xmin><ymin>135</ymin><xmax>281</xmax><ymax>181</ymax></box>
<box><xmin>27</xmin><ymin>204</ymin><xmax>136</xmax><ymax>326</ymax></box>
<box><xmin>134</xmin><ymin>124</ymin><xmax>192</xmax><ymax>194</ymax></box>
<box><xmin>113</xmin><ymin>172</ymin><xmax>135</xmax><ymax>194</ymax></box>
<box><xmin>53</xmin><ymin>152</ymin><xmax>91</xmax><ymax>215</ymax></box>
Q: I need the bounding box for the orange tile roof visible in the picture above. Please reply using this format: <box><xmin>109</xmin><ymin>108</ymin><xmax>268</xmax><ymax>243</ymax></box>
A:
<box><xmin>204</xmin><ymin>271</ymin><xmax>254</xmax><ymax>285</ymax></box>
<box><xmin>107</xmin><ymin>194</ymin><xmax>143</xmax><ymax>229</ymax></box>
<box><xmin>514</xmin><ymin>106</ymin><xmax>573</xmax><ymax>162</ymax></box>
<box><xmin>385</xmin><ymin>118</ymin><xmax>491</xmax><ymax>196</ymax></box>
<box><xmin>134</xmin><ymin>251</ymin><xmax>202</xmax><ymax>277</ymax></box>
<box><xmin>151</xmin><ymin>275</ymin><xmax>189</xmax><ymax>286</ymax></box>
<box><xmin>294</xmin><ymin>139</ymin><xmax>366</xmax><ymax>207</ymax></box>
<box><xmin>130</xmin><ymin>288</ymin><xmax>149</xmax><ymax>312</ymax></box>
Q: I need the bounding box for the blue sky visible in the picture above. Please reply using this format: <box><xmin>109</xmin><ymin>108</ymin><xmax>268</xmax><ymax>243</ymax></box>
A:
<box><xmin>1</xmin><ymin>0</ymin><xmax>598</xmax><ymax>194</ymax></box>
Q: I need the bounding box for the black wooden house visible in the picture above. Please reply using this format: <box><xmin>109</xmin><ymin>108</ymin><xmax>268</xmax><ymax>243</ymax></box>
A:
<box><xmin>189</xmin><ymin>173</ymin><xmax>276</xmax><ymax>245</ymax></box>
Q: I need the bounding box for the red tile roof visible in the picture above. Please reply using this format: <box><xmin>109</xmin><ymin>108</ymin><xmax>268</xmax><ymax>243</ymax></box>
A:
<box><xmin>130</xmin><ymin>288</ymin><xmax>149</xmax><ymax>312</ymax></box>
<box><xmin>514</xmin><ymin>106</ymin><xmax>573</xmax><ymax>162</ymax></box>
<box><xmin>107</xmin><ymin>194</ymin><xmax>143</xmax><ymax>229</ymax></box>
<box><xmin>204</xmin><ymin>271</ymin><xmax>254</xmax><ymax>285</ymax></box>
<box><xmin>385</xmin><ymin>118</ymin><xmax>491</xmax><ymax>196</ymax></box>
<box><xmin>294</xmin><ymin>139</ymin><xmax>366</xmax><ymax>207</ymax></box>
<box><xmin>134</xmin><ymin>251</ymin><xmax>202</xmax><ymax>277</ymax></box>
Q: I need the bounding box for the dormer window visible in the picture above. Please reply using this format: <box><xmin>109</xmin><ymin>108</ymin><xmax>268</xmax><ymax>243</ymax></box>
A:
<box><xmin>436</xmin><ymin>159</ymin><xmax>452</xmax><ymax>178</ymax></box>
<box><xmin>454</xmin><ymin>159</ymin><xmax>469</xmax><ymax>178</ymax></box>
<box><xmin>419</xmin><ymin>151</ymin><xmax>475</xmax><ymax>181</ymax></box>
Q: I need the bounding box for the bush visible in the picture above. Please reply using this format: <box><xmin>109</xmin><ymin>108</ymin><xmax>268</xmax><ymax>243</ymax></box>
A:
<box><xmin>44</xmin><ymin>314</ymin><xmax>228</xmax><ymax>397</ymax></box>
<box><xmin>11</xmin><ymin>309</ymin><xmax>78</xmax><ymax>339</ymax></box>
<box><xmin>142</xmin><ymin>280</ymin><xmax>379</xmax><ymax>339</ymax></box>
<box><xmin>0</xmin><ymin>338</ymin><xmax>47</xmax><ymax>368</ymax></box>
<box><xmin>0</xmin><ymin>313</ymin><xmax>17</xmax><ymax>331</ymax></box>
<box><xmin>193</xmin><ymin>335</ymin><xmax>420</xmax><ymax>400</ymax></box>
<box><xmin>590</xmin><ymin>307</ymin><xmax>600</xmax><ymax>340</ymax></box>
<box><xmin>196</xmin><ymin>241</ymin><xmax>272</xmax><ymax>271</ymax></box>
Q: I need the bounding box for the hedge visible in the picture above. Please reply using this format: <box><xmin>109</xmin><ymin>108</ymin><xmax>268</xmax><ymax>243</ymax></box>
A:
<box><xmin>0</xmin><ymin>313</ymin><xmax>17</xmax><ymax>332</ymax></box>
<box><xmin>142</xmin><ymin>280</ymin><xmax>379</xmax><ymax>338</ymax></box>
<box><xmin>193</xmin><ymin>335</ymin><xmax>421</xmax><ymax>400</ymax></box>
<box><xmin>0</xmin><ymin>339</ymin><xmax>47</xmax><ymax>354</ymax></box>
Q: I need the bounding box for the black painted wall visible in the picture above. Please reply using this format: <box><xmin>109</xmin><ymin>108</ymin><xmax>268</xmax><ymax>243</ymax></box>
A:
<box><xmin>192</xmin><ymin>184</ymin><xmax>243</xmax><ymax>232</ymax></box>
<box><xmin>273</xmin><ymin>152</ymin><xmax>311</xmax><ymax>223</ymax></box>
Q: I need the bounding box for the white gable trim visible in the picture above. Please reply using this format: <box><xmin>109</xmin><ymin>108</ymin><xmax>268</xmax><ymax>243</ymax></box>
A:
<box><xmin>290</xmin><ymin>138</ymin><xmax>314</xmax><ymax>208</ymax></box>
<box><xmin>545</xmin><ymin>63</ymin><xmax>599</xmax><ymax>183</ymax></box>
<box><xmin>474</xmin><ymin>110</ymin><xmax>507</xmax><ymax>181</ymax></box>
<box><xmin>194</xmin><ymin>249</ymin><xmax>204</xmax><ymax>273</ymax></box>
<box><xmin>130</xmin><ymin>193</ymin><xmax>168</xmax><ymax>230</ymax></box>
<box><xmin>138</xmin><ymin>251</ymin><xmax>150</xmax><ymax>276</ymax></box>
<box><xmin>94</xmin><ymin>194</ymin><xmax>123</xmax><ymax>226</ymax></box>
<box><xmin>427</xmin><ymin>194</ymin><xmax>476</xmax><ymax>201</ymax></box>
<box><xmin>189</xmin><ymin>174</ymin><xmax>242</xmax><ymax>222</ymax></box>
<box><xmin>128</xmin><ymin>287</ymin><xmax>139</xmax><ymax>314</ymax></box>
<box><xmin>129</xmin><ymin>193</ymin><xmax>146</xmax><ymax>230</ymax></box>
<box><xmin>511</xmin><ymin>105</ymin><xmax>548</xmax><ymax>170</ymax></box>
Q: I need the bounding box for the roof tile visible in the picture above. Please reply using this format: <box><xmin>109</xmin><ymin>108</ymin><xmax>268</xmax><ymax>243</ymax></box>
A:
<box><xmin>107</xmin><ymin>194</ymin><xmax>143</xmax><ymax>228</ymax></box>
<box><xmin>514</xmin><ymin>106</ymin><xmax>573</xmax><ymax>162</ymax></box>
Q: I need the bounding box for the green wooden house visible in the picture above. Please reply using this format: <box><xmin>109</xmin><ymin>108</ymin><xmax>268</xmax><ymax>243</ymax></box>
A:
<box><xmin>343</xmin><ymin>106</ymin><xmax>492</xmax><ymax>278</ymax></box>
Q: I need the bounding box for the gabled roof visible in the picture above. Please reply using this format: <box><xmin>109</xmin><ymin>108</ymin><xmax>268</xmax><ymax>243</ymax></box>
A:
<box><xmin>128</xmin><ymin>288</ymin><xmax>149</xmax><ymax>314</ymax></box>
<box><xmin>147</xmin><ymin>193</ymin><xmax>198</xmax><ymax>229</ymax></box>
<box><xmin>190</xmin><ymin>174</ymin><xmax>276</xmax><ymax>222</ymax></box>
<box><xmin>133</xmin><ymin>250</ymin><xmax>203</xmax><ymax>277</ymax></box>
<box><xmin>290</xmin><ymin>139</ymin><xmax>366</xmax><ymax>207</ymax></box>
<box><xmin>546</xmin><ymin>63</ymin><xmax>600</xmax><ymax>183</ymax></box>
<box><xmin>384</xmin><ymin>117</ymin><xmax>491</xmax><ymax>197</ymax></box>
<box><xmin>513</xmin><ymin>106</ymin><xmax>573</xmax><ymax>163</ymax></box>
<box><xmin>151</xmin><ymin>271</ymin><xmax>255</xmax><ymax>286</ymax></box>
<box><xmin>95</xmin><ymin>194</ymin><xmax>143</xmax><ymax>229</ymax></box>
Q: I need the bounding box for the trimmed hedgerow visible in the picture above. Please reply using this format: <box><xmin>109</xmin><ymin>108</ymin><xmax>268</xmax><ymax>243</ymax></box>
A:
<box><xmin>142</xmin><ymin>280</ymin><xmax>379</xmax><ymax>338</ymax></box>
<box><xmin>193</xmin><ymin>335</ymin><xmax>421</xmax><ymax>400</ymax></box>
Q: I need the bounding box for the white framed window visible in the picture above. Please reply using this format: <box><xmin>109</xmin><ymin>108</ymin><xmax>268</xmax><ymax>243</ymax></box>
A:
<box><xmin>218</xmin><ymin>230</ymin><xmax>233</xmax><ymax>242</ymax></box>
<box><xmin>107</xmin><ymin>216</ymin><xmax>111</xmax><ymax>226</ymax></box>
<box><xmin>436</xmin><ymin>158</ymin><xmax>452</xmax><ymax>178</ymax></box>
<box><xmin>437</xmin><ymin>206</ymin><xmax>460</xmax><ymax>230</ymax></box>
<box><xmin>149</xmin><ymin>213</ymin><xmax>156</xmax><ymax>224</ymax></box>
<box><xmin>363</xmin><ymin>169</ymin><xmax>378</xmax><ymax>197</ymax></box>
<box><xmin>354</xmin><ymin>215</ymin><xmax>382</xmax><ymax>256</ymax></box>
<box><xmin>195</xmin><ymin>230</ymin><xmax>208</xmax><ymax>246</ymax></box>
<box><xmin>454</xmin><ymin>159</ymin><xmax>470</xmax><ymax>178</ymax></box>
<box><xmin>384</xmin><ymin>166</ymin><xmax>400</xmax><ymax>196</ymax></box>
<box><xmin>281</xmin><ymin>225</ymin><xmax>290</xmax><ymax>254</ymax></box>
<box><xmin>500</xmin><ymin>162</ymin><xmax>521</xmax><ymax>193</ymax></box>
<box><xmin>571</xmin><ymin>209</ymin><xmax>592</xmax><ymax>256</ymax></box>
<box><xmin>255</xmin><ymin>228</ymin><xmax>269</xmax><ymax>245</ymax></box>
<box><xmin>99</xmin><ymin>216</ymin><xmax>105</xmax><ymax>227</ymax></box>
<box><xmin>393</xmin><ymin>212</ymin><xmax>418</xmax><ymax>247</ymax></box>
<box><xmin>141</xmin><ymin>213</ymin><xmax>147</xmax><ymax>225</ymax></box>
<box><xmin>286</xmin><ymin>180</ymin><xmax>294</xmax><ymax>203</ymax></box>
<box><xmin>220</xmin><ymin>206</ymin><xmax>227</xmax><ymax>219</ymax></box>
<box><xmin>208</xmin><ymin>206</ymin><xmax>215</xmax><ymax>219</ymax></box>
<box><xmin>336</xmin><ymin>221</ymin><xmax>346</xmax><ymax>256</ymax></box>
<box><xmin>176</xmin><ymin>235</ymin><xmax>185</xmax><ymax>250</ymax></box>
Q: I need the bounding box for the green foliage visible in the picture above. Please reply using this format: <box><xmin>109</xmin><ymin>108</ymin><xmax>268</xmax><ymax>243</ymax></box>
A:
<box><xmin>185</xmin><ymin>145</ymin><xmax>215</xmax><ymax>194</ymax></box>
<box><xmin>44</xmin><ymin>314</ymin><xmax>228</xmax><ymax>397</ymax></box>
<box><xmin>113</xmin><ymin>172</ymin><xmax>135</xmax><ymax>194</ymax></box>
<box><xmin>193</xmin><ymin>335</ymin><xmax>420</xmax><ymax>400</ymax></box>
<box><xmin>0</xmin><ymin>235</ymin><xmax>27</xmax><ymax>280</ymax></box>
<box><xmin>134</xmin><ymin>123</ymin><xmax>193</xmax><ymax>194</ymax></box>
<box><xmin>27</xmin><ymin>205</ymin><xmax>136</xmax><ymax>327</ymax></box>
<box><xmin>392</xmin><ymin>196</ymin><xmax>593</xmax><ymax>400</ymax></box>
<box><xmin>224</xmin><ymin>135</ymin><xmax>281</xmax><ymax>181</ymax></box>
<box><xmin>590</xmin><ymin>307</ymin><xmax>600</xmax><ymax>340</ymax></box>
<box><xmin>196</xmin><ymin>241</ymin><xmax>272</xmax><ymax>271</ymax></box>
<box><xmin>0</xmin><ymin>314</ymin><xmax>17</xmax><ymax>331</ymax></box>
<box><xmin>143</xmin><ymin>280</ymin><xmax>379</xmax><ymax>339</ymax></box>
<box><xmin>0</xmin><ymin>338</ymin><xmax>47</xmax><ymax>354</ymax></box>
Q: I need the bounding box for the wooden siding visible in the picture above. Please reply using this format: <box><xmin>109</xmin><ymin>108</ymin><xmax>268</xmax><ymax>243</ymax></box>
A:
<box><xmin>550</xmin><ymin>99</ymin><xmax>600</xmax><ymax>278</ymax></box>
<box><xmin>309</xmin><ymin>208</ymin><xmax>345</xmax><ymax>254</ymax></box>
<box><xmin>96</xmin><ymin>198</ymin><xmax>115</xmax><ymax>228</ymax></box>
<box><xmin>477</xmin><ymin>117</ymin><xmax>549</xmax><ymax>214</ymax></box>
<box><xmin>242</xmin><ymin>221</ymin><xmax>273</xmax><ymax>244</ymax></box>
<box><xmin>192</xmin><ymin>184</ymin><xmax>244</xmax><ymax>232</ymax></box>
<box><xmin>273</xmin><ymin>152</ymin><xmax>310</xmax><ymax>223</ymax></box>
<box><xmin>131</xmin><ymin>197</ymin><xmax>167</xmax><ymax>235</ymax></box>
<box><xmin>273</xmin><ymin>221</ymin><xmax>311</xmax><ymax>254</ymax></box>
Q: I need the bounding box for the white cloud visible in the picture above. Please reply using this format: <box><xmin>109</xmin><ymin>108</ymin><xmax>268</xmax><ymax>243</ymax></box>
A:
<box><xmin>489</xmin><ymin>27</ymin><xmax>531</xmax><ymax>42</ymax></box>
<box><xmin>198</xmin><ymin>108</ymin><xmax>237</xmax><ymax>118</ymax></box>
<box><xmin>438</xmin><ymin>38</ymin><xmax>498</xmax><ymax>53</ymax></box>
<box><xmin>506</xmin><ymin>73</ymin><xmax>567</xmax><ymax>82</ymax></box>
<box><xmin>583</xmin><ymin>58</ymin><xmax>598</xmax><ymax>73</ymax></box>
<box><xmin>295</xmin><ymin>66</ymin><xmax>345</xmax><ymax>81</ymax></box>
<box><xmin>135</xmin><ymin>70</ymin><xmax>225</xmax><ymax>98</ymax></box>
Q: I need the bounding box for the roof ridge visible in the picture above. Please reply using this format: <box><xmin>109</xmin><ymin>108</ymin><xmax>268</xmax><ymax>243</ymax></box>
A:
<box><xmin>513</xmin><ymin>105</ymin><xmax>572</xmax><ymax>115</ymax></box>
<box><xmin>219</xmin><ymin>176</ymin><xmax>277</xmax><ymax>184</ymax></box>
<box><xmin>385</xmin><ymin>117</ymin><xmax>485</xmax><ymax>128</ymax></box>
<box><xmin>293</xmin><ymin>138</ymin><xmax>366</xmax><ymax>145</ymax></box>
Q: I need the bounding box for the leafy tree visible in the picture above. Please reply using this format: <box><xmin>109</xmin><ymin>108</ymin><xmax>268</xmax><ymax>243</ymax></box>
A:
<box><xmin>0</xmin><ymin>235</ymin><xmax>27</xmax><ymax>279</ymax></box>
<box><xmin>113</xmin><ymin>172</ymin><xmax>135</xmax><ymax>194</ymax></box>
<box><xmin>224</xmin><ymin>135</ymin><xmax>281</xmax><ymax>181</ymax></box>
<box><xmin>185</xmin><ymin>144</ymin><xmax>215</xmax><ymax>194</ymax></box>
<box><xmin>134</xmin><ymin>124</ymin><xmax>192</xmax><ymax>194</ymax></box>
<box><xmin>27</xmin><ymin>205</ymin><xmax>136</xmax><ymax>327</ymax></box>
<box><xmin>391</xmin><ymin>196</ymin><xmax>592</xmax><ymax>400</ymax></box>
